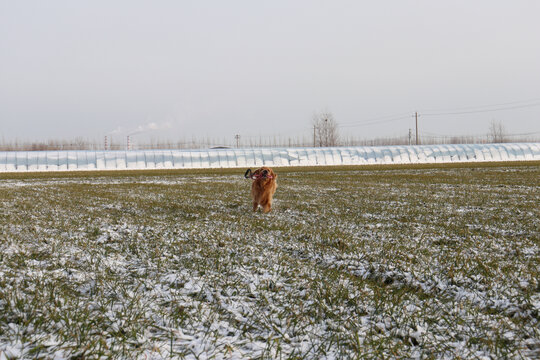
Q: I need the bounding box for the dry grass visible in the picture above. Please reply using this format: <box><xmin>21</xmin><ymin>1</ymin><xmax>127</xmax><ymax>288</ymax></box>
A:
<box><xmin>0</xmin><ymin>164</ymin><xmax>538</xmax><ymax>358</ymax></box>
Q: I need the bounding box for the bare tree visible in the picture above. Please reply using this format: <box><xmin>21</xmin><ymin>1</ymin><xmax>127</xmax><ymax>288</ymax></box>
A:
<box><xmin>489</xmin><ymin>120</ymin><xmax>506</xmax><ymax>143</ymax></box>
<box><xmin>312</xmin><ymin>111</ymin><xmax>339</xmax><ymax>147</ymax></box>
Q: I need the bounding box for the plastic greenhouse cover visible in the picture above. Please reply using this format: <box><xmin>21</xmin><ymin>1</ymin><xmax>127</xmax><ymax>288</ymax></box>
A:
<box><xmin>0</xmin><ymin>143</ymin><xmax>538</xmax><ymax>172</ymax></box>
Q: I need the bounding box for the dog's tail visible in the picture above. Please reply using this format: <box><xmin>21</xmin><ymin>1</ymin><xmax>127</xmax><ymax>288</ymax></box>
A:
<box><xmin>244</xmin><ymin>168</ymin><xmax>252</xmax><ymax>179</ymax></box>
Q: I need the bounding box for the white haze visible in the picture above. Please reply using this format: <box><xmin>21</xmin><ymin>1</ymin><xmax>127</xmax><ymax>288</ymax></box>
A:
<box><xmin>0</xmin><ymin>0</ymin><xmax>539</xmax><ymax>144</ymax></box>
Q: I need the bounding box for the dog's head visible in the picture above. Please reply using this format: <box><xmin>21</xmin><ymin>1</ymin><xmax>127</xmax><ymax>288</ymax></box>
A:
<box><xmin>246</xmin><ymin>167</ymin><xmax>276</xmax><ymax>180</ymax></box>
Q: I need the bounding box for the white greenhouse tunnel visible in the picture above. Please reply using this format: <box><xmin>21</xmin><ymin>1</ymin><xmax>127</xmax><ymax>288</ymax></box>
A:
<box><xmin>0</xmin><ymin>143</ymin><xmax>539</xmax><ymax>172</ymax></box>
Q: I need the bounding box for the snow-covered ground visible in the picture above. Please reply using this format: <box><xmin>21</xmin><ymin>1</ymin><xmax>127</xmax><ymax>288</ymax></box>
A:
<box><xmin>1</xmin><ymin>143</ymin><xmax>539</xmax><ymax>172</ymax></box>
<box><xmin>0</xmin><ymin>165</ymin><xmax>538</xmax><ymax>359</ymax></box>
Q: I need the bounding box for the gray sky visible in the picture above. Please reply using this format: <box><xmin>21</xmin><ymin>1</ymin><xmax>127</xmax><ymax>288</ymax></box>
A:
<box><xmin>1</xmin><ymin>0</ymin><xmax>539</xmax><ymax>145</ymax></box>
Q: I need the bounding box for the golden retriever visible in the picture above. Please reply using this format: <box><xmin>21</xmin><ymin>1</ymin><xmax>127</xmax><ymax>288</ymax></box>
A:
<box><xmin>245</xmin><ymin>167</ymin><xmax>278</xmax><ymax>213</ymax></box>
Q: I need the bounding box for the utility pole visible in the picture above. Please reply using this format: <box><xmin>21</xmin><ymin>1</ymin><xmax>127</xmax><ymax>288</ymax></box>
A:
<box><xmin>313</xmin><ymin>125</ymin><xmax>316</xmax><ymax>147</ymax></box>
<box><xmin>234</xmin><ymin>134</ymin><xmax>240</xmax><ymax>148</ymax></box>
<box><xmin>104</xmin><ymin>136</ymin><xmax>108</xmax><ymax>150</ymax></box>
<box><xmin>324</xmin><ymin>118</ymin><xmax>328</xmax><ymax>147</ymax></box>
<box><xmin>415</xmin><ymin>112</ymin><xmax>419</xmax><ymax>145</ymax></box>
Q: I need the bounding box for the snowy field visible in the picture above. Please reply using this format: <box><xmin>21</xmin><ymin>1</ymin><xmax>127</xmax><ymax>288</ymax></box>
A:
<box><xmin>0</xmin><ymin>164</ymin><xmax>539</xmax><ymax>359</ymax></box>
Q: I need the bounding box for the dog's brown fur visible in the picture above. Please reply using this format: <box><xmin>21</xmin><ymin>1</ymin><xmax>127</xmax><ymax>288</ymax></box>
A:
<box><xmin>251</xmin><ymin>167</ymin><xmax>278</xmax><ymax>213</ymax></box>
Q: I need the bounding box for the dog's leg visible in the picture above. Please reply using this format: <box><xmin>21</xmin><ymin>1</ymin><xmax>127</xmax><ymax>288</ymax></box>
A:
<box><xmin>253</xmin><ymin>202</ymin><xmax>259</xmax><ymax>212</ymax></box>
<box><xmin>262</xmin><ymin>201</ymin><xmax>271</xmax><ymax>213</ymax></box>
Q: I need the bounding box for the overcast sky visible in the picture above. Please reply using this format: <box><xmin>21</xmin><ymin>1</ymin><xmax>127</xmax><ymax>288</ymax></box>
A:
<box><xmin>1</xmin><ymin>0</ymin><xmax>539</xmax><ymax>145</ymax></box>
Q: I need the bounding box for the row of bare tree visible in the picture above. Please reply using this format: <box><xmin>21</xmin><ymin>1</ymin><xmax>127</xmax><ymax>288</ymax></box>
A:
<box><xmin>1</xmin><ymin>119</ymin><xmax>536</xmax><ymax>151</ymax></box>
<box><xmin>312</xmin><ymin>112</ymin><xmax>340</xmax><ymax>147</ymax></box>
<box><xmin>1</xmin><ymin>134</ymin><xmax>536</xmax><ymax>151</ymax></box>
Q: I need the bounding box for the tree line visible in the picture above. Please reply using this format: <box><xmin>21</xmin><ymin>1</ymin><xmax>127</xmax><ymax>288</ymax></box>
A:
<box><xmin>1</xmin><ymin>118</ymin><xmax>537</xmax><ymax>151</ymax></box>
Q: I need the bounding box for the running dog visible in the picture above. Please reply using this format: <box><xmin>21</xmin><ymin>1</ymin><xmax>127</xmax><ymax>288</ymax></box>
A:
<box><xmin>244</xmin><ymin>167</ymin><xmax>278</xmax><ymax>213</ymax></box>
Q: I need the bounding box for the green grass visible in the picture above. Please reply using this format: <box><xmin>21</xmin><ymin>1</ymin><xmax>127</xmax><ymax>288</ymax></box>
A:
<box><xmin>0</xmin><ymin>164</ymin><xmax>539</xmax><ymax>359</ymax></box>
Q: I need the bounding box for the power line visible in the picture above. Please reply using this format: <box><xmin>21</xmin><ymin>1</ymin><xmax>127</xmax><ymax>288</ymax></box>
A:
<box><xmin>339</xmin><ymin>111</ymin><xmax>411</xmax><ymax>125</ymax></box>
<box><xmin>212</xmin><ymin>97</ymin><xmax>540</xmax><ymax>143</ymax></box>
<box><xmin>338</xmin><ymin>114</ymin><xmax>411</xmax><ymax>128</ymax></box>
<box><xmin>422</xmin><ymin>130</ymin><xmax>540</xmax><ymax>138</ymax></box>
<box><xmin>422</xmin><ymin>97</ymin><xmax>540</xmax><ymax>114</ymax></box>
<box><xmin>423</xmin><ymin>101</ymin><xmax>540</xmax><ymax>116</ymax></box>
<box><xmin>337</xmin><ymin>97</ymin><xmax>540</xmax><ymax>128</ymax></box>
